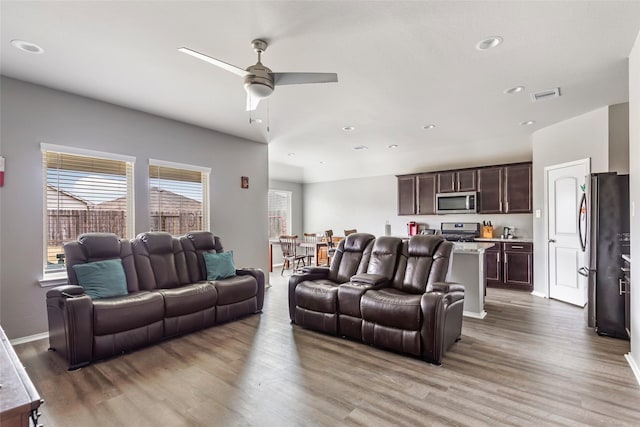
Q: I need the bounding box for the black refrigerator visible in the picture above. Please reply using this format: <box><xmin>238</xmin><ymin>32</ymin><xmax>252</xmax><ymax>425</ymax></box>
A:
<box><xmin>579</xmin><ymin>172</ymin><xmax>630</xmax><ymax>339</ymax></box>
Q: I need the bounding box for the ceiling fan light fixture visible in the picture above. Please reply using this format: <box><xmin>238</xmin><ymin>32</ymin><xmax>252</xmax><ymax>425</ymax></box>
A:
<box><xmin>244</xmin><ymin>82</ymin><xmax>273</xmax><ymax>99</ymax></box>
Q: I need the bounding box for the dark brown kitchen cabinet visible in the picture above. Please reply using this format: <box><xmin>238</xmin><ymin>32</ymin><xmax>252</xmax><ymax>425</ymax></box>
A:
<box><xmin>504</xmin><ymin>163</ymin><xmax>532</xmax><ymax>213</ymax></box>
<box><xmin>397</xmin><ymin>175</ymin><xmax>416</xmax><ymax>215</ymax></box>
<box><xmin>485</xmin><ymin>242</ymin><xmax>533</xmax><ymax>291</ymax></box>
<box><xmin>477</xmin><ymin>167</ymin><xmax>504</xmax><ymax>213</ymax></box>
<box><xmin>477</xmin><ymin>163</ymin><xmax>532</xmax><ymax>214</ymax></box>
<box><xmin>417</xmin><ymin>173</ymin><xmax>437</xmax><ymax>215</ymax></box>
<box><xmin>437</xmin><ymin>170</ymin><xmax>476</xmax><ymax>193</ymax></box>
<box><xmin>485</xmin><ymin>244</ymin><xmax>502</xmax><ymax>286</ymax></box>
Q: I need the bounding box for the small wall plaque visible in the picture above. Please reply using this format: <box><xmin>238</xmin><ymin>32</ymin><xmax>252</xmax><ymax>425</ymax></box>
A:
<box><xmin>241</xmin><ymin>176</ymin><xmax>249</xmax><ymax>189</ymax></box>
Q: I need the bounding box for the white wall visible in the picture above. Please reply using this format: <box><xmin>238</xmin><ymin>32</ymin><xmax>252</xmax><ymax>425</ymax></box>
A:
<box><xmin>303</xmin><ymin>175</ymin><xmax>533</xmax><ymax>239</ymax></box>
<box><xmin>609</xmin><ymin>103</ymin><xmax>630</xmax><ymax>174</ymax></box>
<box><xmin>628</xmin><ymin>30</ymin><xmax>640</xmax><ymax>382</ymax></box>
<box><xmin>0</xmin><ymin>77</ymin><xmax>269</xmax><ymax>339</ymax></box>
<box><xmin>531</xmin><ymin>107</ymin><xmax>611</xmax><ymax>296</ymax></box>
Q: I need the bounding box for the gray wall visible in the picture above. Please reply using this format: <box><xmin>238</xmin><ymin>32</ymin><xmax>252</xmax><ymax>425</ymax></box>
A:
<box><xmin>303</xmin><ymin>175</ymin><xmax>533</xmax><ymax>239</ymax></box>
<box><xmin>628</xmin><ymin>30</ymin><xmax>640</xmax><ymax>379</ymax></box>
<box><xmin>0</xmin><ymin>77</ymin><xmax>269</xmax><ymax>339</ymax></box>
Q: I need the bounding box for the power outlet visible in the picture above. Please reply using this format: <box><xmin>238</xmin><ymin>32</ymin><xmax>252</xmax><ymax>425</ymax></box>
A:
<box><xmin>535</xmin><ymin>209</ymin><xmax>541</xmax><ymax>218</ymax></box>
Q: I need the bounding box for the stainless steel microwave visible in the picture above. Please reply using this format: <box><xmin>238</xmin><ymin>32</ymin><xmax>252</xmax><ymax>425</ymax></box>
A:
<box><xmin>435</xmin><ymin>191</ymin><xmax>478</xmax><ymax>214</ymax></box>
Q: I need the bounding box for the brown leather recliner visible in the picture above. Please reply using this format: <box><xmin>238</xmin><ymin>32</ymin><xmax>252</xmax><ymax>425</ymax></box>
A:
<box><xmin>288</xmin><ymin>233</ymin><xmax>375</xmax><ymax>334</ymax></box>
<box><xmin>180</xmin><ymin>231</ymin><xmax>265</xmax><ymax>323</ymax></box>
<box><xmin>338</xmin><ymin>236</ymin><xmax>403</xmax><ymax>340</ymax></box>
<box><xmin>132</xmin><ymin>232</ymin><xmax>218</xmax><ymax>337</ymax></box>
<box><xmin>360</xmin><ymin>235</ymin><xmax>464</xmax><ymax>364</ymax></box>
<box><xmin>47</xmin><ymin>233</ymin><xmax>167</xmax><ymax>369</ymax></box>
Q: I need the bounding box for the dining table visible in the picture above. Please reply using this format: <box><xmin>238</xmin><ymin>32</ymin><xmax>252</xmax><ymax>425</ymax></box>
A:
<box><xmin>268</xmin><ymin>239</ymin><xmax>328</xmax><ymax>272</ymax></box>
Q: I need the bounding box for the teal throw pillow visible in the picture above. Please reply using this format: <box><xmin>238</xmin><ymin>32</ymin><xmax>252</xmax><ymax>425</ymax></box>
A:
<box><xmin>72</xmin><ymin>259</ymin><xmax>128</xmax><ymax>299</ymax></box>
<box><xmin>204</xmin><ymin>251</ymin><xmax>236</xmax><ymax>280</ymax></box>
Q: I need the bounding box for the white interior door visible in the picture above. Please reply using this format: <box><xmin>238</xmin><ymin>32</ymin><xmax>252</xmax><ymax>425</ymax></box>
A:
<box><xmin>546</xmin><ymin>159</ymin><xmax>590</xmax><ymax>306</ymax></box>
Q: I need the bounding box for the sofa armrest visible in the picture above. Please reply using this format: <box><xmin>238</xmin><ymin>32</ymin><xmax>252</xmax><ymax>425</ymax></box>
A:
<box><xmin>236</xmin><ymin>268</ymin><xmax>265</xmax><ymax>311</ymax></box>
<box><xmin>46</xmin><ymin>292</ymin><xmax>94</xmax><ymax>370</ymax></box>
<box><xmin>350</xmin><ymin>273</ymin><xmax>388</xmax><ymax>287</ymax></box>
<box><xmin>431</xmin><ymin>282</ymin><xmax>464</xmax><ymax>294</ymax></box>
<box><xmin>46</xmin><ymin>285</ymin><xmax>85</xmax><ymax>299</ymax></box>
<box><xmin>301</xmin><ymin>266</ymin><xmax>330</xmax><ymax>275</ymax></box>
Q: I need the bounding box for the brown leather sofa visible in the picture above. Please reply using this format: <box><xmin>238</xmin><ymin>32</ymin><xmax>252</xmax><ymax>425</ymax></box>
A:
<box><xmin>46</xmin><ymin>232</ymin><xmax>264</xmax><ymax>370</ymax></box>
<box><xmin>289</xmin><ymin>233</ymin><xmax>464</xmax><ymax>364</ymax></box>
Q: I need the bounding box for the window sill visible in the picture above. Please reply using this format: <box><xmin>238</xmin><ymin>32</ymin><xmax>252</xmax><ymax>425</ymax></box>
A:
<box><xmin>39</xmin><ymin>272</ymin><xmax>68</xmax><ymax>288</ymax></box>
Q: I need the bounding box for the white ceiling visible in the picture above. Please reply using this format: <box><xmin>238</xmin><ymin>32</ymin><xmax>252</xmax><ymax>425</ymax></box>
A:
<box><xmin>2</xmin><ymin>1</ymin><xmax>640</xmax><ymax>183</ymax></box>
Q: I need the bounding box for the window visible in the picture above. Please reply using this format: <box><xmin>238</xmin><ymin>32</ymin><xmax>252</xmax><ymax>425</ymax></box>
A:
<box><xmin>42</xmin><ymin>143</ymin><xmax>135</xmax><ymax>276</ymax></box>
<box><xmin>149</xmin><ymin>159</ymin><xmax>210</xmax><ymax>235</ymax></box>
<box><xmin>268</xmin><ymin>190</ymin><xmax>291</xmax><ymax>239</ymax></box>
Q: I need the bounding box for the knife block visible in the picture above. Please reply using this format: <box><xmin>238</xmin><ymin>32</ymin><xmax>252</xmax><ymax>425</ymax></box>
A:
<box><xmin>481</xmin><ymin>226</ymin><xmax>494</xmax><ymax>238</ymax></box>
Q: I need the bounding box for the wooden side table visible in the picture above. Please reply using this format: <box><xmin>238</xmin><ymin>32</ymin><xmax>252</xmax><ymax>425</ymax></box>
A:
<box><xmin>0</xmin><ymin>327</ymin><xmax>42</xmax><ymax>427</ymax></box>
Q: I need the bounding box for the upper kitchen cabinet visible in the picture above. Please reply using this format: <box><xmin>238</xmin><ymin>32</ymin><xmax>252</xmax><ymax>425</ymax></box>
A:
<box><xmin>437</xmin><ymin>169</ymin><xmax>476</xmax><ymax>193</ymax></box>
<box><xmin>417</xmin><ymin>173</ymin><xmax>437</xmax><ymax>215</ymax></box>
<box><xmin>477</xmin><ymin>167</ymin><xmax>504</xmax><ymax>213</ymax></box>
<box><xmin>397</xmin><ymin>175</ymin><xmax>416</xmax><ymax>215</ymax></box>
<box><xmin>504</xmin><ymin>163</ymin><xmax>532</xmax><ymax>213</ymax></box>
<box><xmin>477</xmin><ymin>163</ymin><xmax>532</xmax><ymax>214</ymax></box>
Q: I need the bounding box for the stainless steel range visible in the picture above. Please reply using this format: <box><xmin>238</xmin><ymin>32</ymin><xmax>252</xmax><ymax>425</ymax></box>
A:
<box><xmin>440</xmin><ymin>222</ymin><xmax>481</xmax><ymax>242</ymax></box>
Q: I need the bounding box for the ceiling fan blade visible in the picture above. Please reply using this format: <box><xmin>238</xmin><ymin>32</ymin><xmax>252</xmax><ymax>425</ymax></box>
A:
<box><xmin>246</xmin><ymin>93</ymin><xmax>261</xmax><ymax>111</ymax></box>
<box><xmin>178</xmin><ymin>47</ymin><xmax>248</xmax><ymax>77</ymax></box>
<box><xmin>272</xmin><ymin>72</ymin><xmax>338</xmax><ymax>86</ymax></box>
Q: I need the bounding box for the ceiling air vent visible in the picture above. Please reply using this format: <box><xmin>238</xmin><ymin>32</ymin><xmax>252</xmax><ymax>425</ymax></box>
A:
<box><xmin>531</xmin><ymin>87</ymin><xmax>561</xmax><ymax>102</ymax></box>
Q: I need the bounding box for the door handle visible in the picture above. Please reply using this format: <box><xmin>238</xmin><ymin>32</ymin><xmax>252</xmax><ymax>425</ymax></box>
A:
<box><xmin>578</xmin><ymin>267</ymin><xmax>590</xmax><ymax>277</ymax></box>
<box><xmin>548</xmin><ymin>239</ymin><xmax>556</xmax><ymax>243</ymax></box>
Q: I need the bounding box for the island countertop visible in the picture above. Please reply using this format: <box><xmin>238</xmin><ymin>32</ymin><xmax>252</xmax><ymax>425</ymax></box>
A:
<box><xmin>453</xmin><ymin>242</ymin><xmax>495</xmax><ymax>253</ymax></box>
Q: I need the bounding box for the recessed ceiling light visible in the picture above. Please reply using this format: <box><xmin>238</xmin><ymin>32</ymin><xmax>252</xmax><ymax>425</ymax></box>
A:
<box><xmin>476</xmin><ymin>36</ymin><xmax>503</xmax><ymax>51</ymax></box>
<box><xmin>387</xmin><ymin>144</ymin><xmax>398</xmax><ymax>149</ymax></box>
<box><xmin>319</xmin><ymin>161</ymin><xmax>326</xmax><ymax>164</ymax></box>
<box><xmin>342</xmin><ymin>126</ymin><xmax>355</xmax><ymax>132</ymax></box>
<box><xmin>423</xmin><ymin>124</ymin><xmax>436</xmax><ymax>130</ymax></box>
<box><xmin>353</xmin><ymin>145</ymin><xmax>368</xmax><ymax>150</ymax></box>
<box><xmin>504</xmin><ymin>86</ymin><xmax>525</xmax><ymax>94</ymax></box>
<box><xmin>249</xmin><ymin>118</ymin><xmax>262</xmax><ymax>124</ymax></box>
<box><xmin>11</xmin><ymin>39</ymin><xmax>44</xmax><ymax>54</ymax></box>
<box><xmin>287</xmin><ymin>152</ymin><xmax>295</xmax><ymax>156</ymax></box>
<box><xmin>520</xmin><ymin>120</ymin><xmax>536</xmax><ymax>126</ymax></box>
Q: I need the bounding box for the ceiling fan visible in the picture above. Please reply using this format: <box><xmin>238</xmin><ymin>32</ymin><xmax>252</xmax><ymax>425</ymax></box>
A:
<box><xmin>178</xmin><ymin>39</ymin><xmax>338</xmax><ymax>111</ymax></box>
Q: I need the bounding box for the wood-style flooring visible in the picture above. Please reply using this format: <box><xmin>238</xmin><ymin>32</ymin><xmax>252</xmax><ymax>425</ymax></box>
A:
<box><xmin>14</xmin><ymin>273</ymin><xmax>640</xmax><ymax>426</ymax></box>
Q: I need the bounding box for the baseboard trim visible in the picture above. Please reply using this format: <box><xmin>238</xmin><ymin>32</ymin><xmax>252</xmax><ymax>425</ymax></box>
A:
<box><xmin>10</xmin><ymin>332</ymin><xmax>49</xmax><ymax>346</ymax></box>
<box><xmin>625</xmin><ymin>353</ymin><xmax>640</xmax><ymax>386</ymax></box>
<box><xmin>530</xmin><ymin>291</ymin><xmax>547</xmax><ymax>298</ymax></box>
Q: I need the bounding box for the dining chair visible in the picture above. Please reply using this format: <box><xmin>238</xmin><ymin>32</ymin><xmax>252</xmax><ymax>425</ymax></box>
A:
<box><xmin>344</xmin><ymin>229</ymin><xmax>357</xmax><ymax>236</ymax></box>
<box><xmin>302</xmin><ymin>233</ymin><xmax>318</xmax><ymax>266</ymax></box>
<box><xmin>279</xmin><ymin>235</ymin><xmax>306</xmax><ymax>275</ymax></box>
<box><xmin>324</xmin><ymin>230</ymin><xmax>337</xmax><ymax>266</ymax></box>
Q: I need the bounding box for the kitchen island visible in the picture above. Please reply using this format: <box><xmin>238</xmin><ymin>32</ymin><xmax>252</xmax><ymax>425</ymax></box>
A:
<box><xmin>448</xmin><ymin>242</ymin><xmax>495</xmax><ymax>319</ymax></box>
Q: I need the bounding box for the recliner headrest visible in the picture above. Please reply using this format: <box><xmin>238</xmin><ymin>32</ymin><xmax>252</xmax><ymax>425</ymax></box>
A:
<box><xmin>343</xmin><ymin>233</ymin><xmax>376</xmax><ymax>252</ymax></box>
<box><xmin>371</xmin><ymin>236</ymin><xmax>402</xmax><ymax>255</ymax></box>
<box><xmin>186</xmin><ymin>231</ymin><xmax>222</xmax><ymax>252</ymax></box>
<box><xmin>408</xmin><ymin>235</ymin><xmax>445</xmax><ymax>257</ymax></box>
<box><xmin>78</xmin><ymin>233</ymin><xmax>121</xmax><ymax>258</ymax></box>
<box><xmin>137</xmin><ymin>232</ymin><xmax>175</xmax><ymax>253</ymax></box>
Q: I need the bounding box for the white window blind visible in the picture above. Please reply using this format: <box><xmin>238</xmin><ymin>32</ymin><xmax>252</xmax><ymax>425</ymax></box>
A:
<box><xmin>268</xmin><ymin>190</ymin><xmax>291</xmax><ymax>239</ymax></box>
<box><xmin>149</xmin><ymin>160</ymin><xmax>210</xmax><ymax>235</ymax></box>
<box><xmin>42</xmin><ymin>144</ymin><xmax>135</xmax><ymax>275</ymax></box>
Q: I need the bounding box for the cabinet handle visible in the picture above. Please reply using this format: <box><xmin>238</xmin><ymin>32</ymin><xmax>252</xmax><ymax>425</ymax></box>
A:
<box><xmin>499</xmin><ymin>201</ymin><xmax>503</xmax><ymax>211</ymax></box>
<box><xmin>511</xmin><ymin>245</ymin><xmax>524</xmax><ymax>249</ymax></box>
<box><xmin>505</xmin><ymin>201</ymin><xmax>509</xmax><ymax>213</ymax></box>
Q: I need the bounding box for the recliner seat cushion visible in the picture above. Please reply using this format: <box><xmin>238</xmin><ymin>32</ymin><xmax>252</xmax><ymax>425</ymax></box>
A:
<box><xmin>361</xmin><ymin>288</ymin><xmax>422</xmax><ymax>330</ymax></box>
<box><xmin>211</xmin><ymin>275</ymin><xmax>257</xmax><ymax>305</ymax></box>
<box><xmin>93</xmin><ymin>292</ymin><xmax>164</xmax><ymax>336</ymax></box>
<box><xmin>159</xmin><ymin>282</ymin><xmax>217</xmax><ymax>317</ymax></box>
<box><xmin>295</xmin><ymin>280</ymin><xmax>339</xmax><ymax>313</ymax></box>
